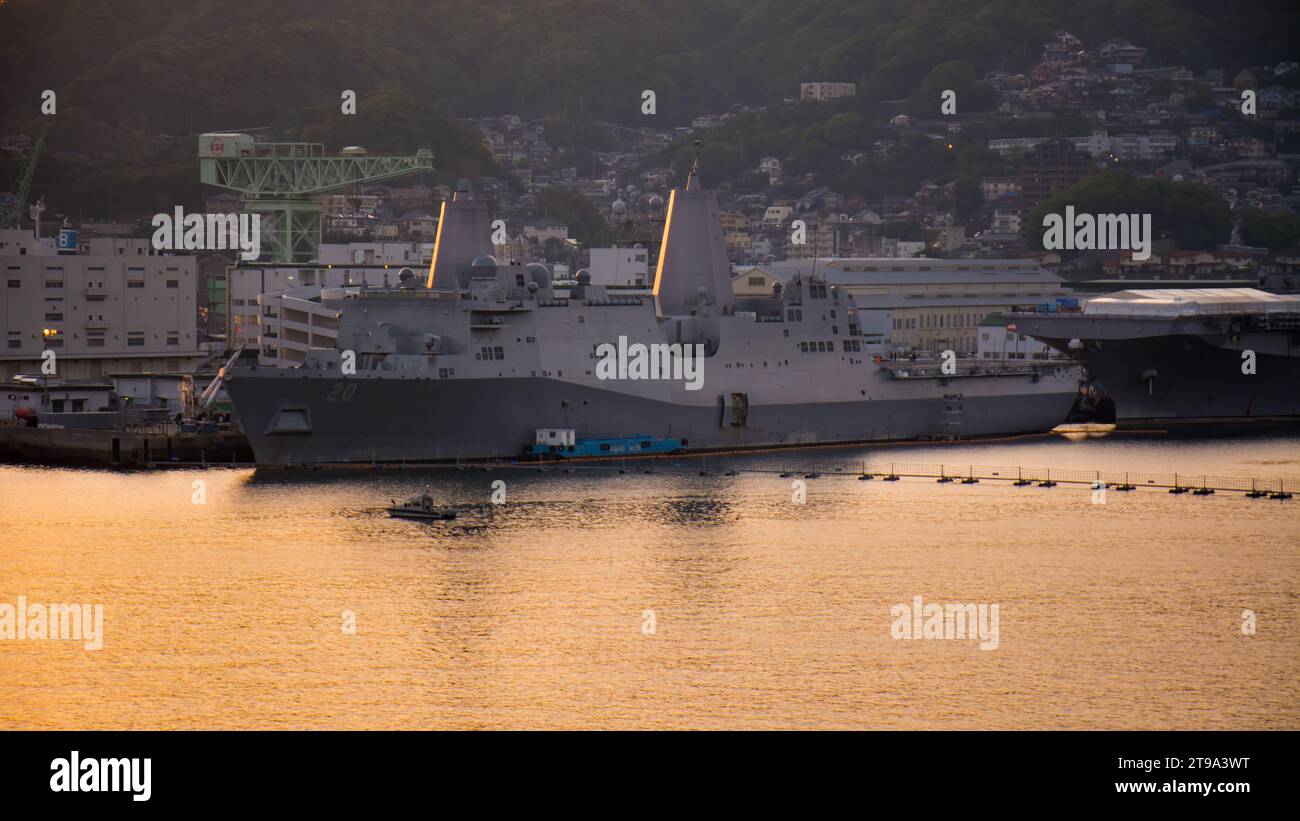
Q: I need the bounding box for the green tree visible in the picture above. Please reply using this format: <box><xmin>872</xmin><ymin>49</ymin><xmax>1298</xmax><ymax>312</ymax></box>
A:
<box><xmin>954</xmin><ymin>177</ymin><xmax>984</xmax><ymax>225</ymax></box>
<box><xmin>537</xmin><ymin>188</ymin><xmax>615</xmax><ymax>248</ymax></box>
<box><xmin>1028</xmin><ymin>170</ymin><xmax>1231</xmax><ymax>252</ymax></box>
<box><xmin>1238</xmin><ymin>207</ymin><xmax>1300</xmax><ymax>251</ymax></box>
<box><xmin>911</xmin><ymin>60</ymin><xmax>997</xmax><ymax>115</ymax></box>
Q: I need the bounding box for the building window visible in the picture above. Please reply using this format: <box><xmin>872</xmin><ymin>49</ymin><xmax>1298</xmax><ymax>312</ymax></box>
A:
<box><xmin>127</xmin><ymin>333</ymin><xmax>145</xmax><ymax>347</ymax></box>
<box><xmin>45</xmin><ymin>280</ymin><xmax>63</xmax><ymax>288</ymax></box>
<box><xmin>128</xmin><ymin>281</ymin><xmax>145</xmax><ymax>289</ymax></box>
<box><xmin>7</xmin><ymin>279</ymin><xmax>18</xmax><ymax>288</ymax></box>
<box><xmin>166</xmin><ymin>280</ymin><xmax>179</xmax><ymax>288</ymax></box>
<box><xmin>44</xmin><ymin>312</ymin><xmax>63</xmax><ymax>321</ymax></box>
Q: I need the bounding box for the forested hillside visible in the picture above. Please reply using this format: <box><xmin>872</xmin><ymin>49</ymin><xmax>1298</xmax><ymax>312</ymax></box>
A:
<box><xmin>1</xmin><ymin>0</ymin><xmax>1296</xmax><ymax>215</ymax></box>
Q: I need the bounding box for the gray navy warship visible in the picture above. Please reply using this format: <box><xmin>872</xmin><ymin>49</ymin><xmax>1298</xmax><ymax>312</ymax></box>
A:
<box><xmin>1013</xmin><ymin>288</ymin><xmax>1300</xmax><ymax>431</ymax></box>
<box><xmin>225</xmin><ymin>163</ymin><xmax>1082</xmax><ymax>464</ymax></box>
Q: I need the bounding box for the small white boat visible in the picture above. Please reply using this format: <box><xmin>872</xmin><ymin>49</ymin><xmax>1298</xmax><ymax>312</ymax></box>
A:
<box><xmin>386</xmin><ymin>490</ymin><xmax>456</xmax><ymax>520</ymax></box>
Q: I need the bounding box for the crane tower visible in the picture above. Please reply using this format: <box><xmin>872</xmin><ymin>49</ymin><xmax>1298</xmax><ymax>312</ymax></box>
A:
<box><xmin>198</xmin><ymin>132</ymin><xmax>433</xmax><ymax>262</ymax></box>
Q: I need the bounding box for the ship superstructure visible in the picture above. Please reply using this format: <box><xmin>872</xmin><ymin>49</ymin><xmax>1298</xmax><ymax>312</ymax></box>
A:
<box><xmin>225</xmin><ymin>165</ymin><xmax>1080</xmax><ymax>464</ymax></box>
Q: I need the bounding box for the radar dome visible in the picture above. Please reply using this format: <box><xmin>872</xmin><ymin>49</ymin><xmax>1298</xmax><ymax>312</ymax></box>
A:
<box><xmin>525</xmin><ymin>261</ymin><xmax>551</xmax><ymax>288</ymax></box>
<box><xmin>576</xmin><ymin>269</ymin><xmax>591</xmax><ymax>283</ymax></box>
<box><xmin>611</xmin><ymin>199</ymin><xmax>627</xmax><ymax>217</ymax></box>
<box><xmin>648</xmin><ymin>195</ymin><xmax>664</xmax><ymax>213</ymax></box>
<box><xmin>470</xmin><ymin>254</ymin><xmax>499</xmax><ymax>279</ymax></box>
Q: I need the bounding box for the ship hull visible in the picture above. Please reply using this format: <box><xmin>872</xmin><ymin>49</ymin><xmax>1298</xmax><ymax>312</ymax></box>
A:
<box><xmin>1015</xmin><ymin>321</ymin><xmax>1300</xmax><ymax>430</ymax></box>
<box><xmin>226</xmin><ymin>371</ymin><xmax>1079</xmax><ymax>464</ymax></box>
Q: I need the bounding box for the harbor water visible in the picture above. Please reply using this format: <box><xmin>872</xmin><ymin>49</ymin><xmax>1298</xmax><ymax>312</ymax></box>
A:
<box><xmin>2</xmin><ymin>433</ymin><xmax>1297</xmax><ymax>729</ymax></box>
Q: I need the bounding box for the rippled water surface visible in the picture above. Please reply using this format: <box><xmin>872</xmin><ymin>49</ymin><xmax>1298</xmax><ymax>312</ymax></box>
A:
<box><xmin>2</xmin><ymin>433</ymin><xmax>1297</xmax><ymax>729</ymax></box>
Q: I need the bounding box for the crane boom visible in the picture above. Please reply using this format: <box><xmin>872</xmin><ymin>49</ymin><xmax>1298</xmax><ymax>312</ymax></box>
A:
<box><xmin>1</xmin><ymin>125</ymin><xmax>48</xmax><ymax>229</ymax></box>
<box><xmin>198</xmin><ymin>133</ymin><xmax>434</xmax><ymax>262</ymax></box>
<box><xmin>197</xmin><ymin>345</ymin><xmax>246</xmax><ymax>413</ymax></box>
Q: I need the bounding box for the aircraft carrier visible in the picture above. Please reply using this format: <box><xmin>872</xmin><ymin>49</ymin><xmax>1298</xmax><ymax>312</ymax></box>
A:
<box><xmin>1013</xmin><ymin>288</ymin><xmax>1300</xmax><ymax>431</ymax></box>
<box><xmin>224</xmin><ymin>163</ymin><xmax>1082</xmax><ymax>464</ymax></box>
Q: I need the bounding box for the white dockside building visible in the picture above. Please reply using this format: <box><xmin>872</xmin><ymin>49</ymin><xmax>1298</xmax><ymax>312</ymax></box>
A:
<box><xmin>0</xmin><ymin>227</ymin><xmax>206</xmax><ymax>380</ymax></box>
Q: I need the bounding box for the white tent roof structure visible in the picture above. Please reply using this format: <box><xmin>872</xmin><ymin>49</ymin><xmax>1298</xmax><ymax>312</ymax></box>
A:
<box><xmin>1084</xmin><ymin>288</ymin><xmax>1300</xmax><ymax>317</ymax></box>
